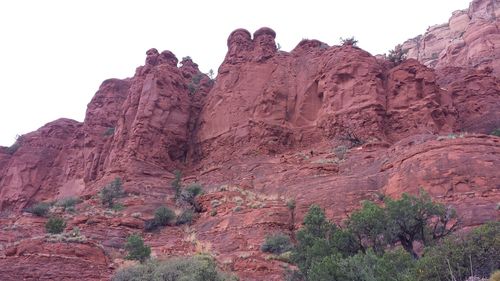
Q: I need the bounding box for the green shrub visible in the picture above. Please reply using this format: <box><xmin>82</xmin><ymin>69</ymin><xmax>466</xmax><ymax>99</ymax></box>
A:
<box><xmin>414</xmin><ymin>222</ymin><xmax>500</xmax><ymax>281</ymax></box>
<box><xmin>261</xmin><ymin>233</ymin><xmax>293</xmax><ymax>254</ymax></box>
<box><xmin>125</xmin><ymin>234</ymin><xmax>151</xmax><ymax>263</ymax></box>
<box><xmin>176</xmin><ymin>209</ymin><xmax>194</xmax><ymax>225</ymax></box>
<box><xmin>387</xmin><ymin>44</ymin><xmax>408</xmax><ymax>64</ymax></box>
<box><xmin>308</xmin><ymin>248</ymin><xmax>415</xmax><ymax>281</ymax></box>
<box><xmin>284</xmin><ymin>269</ymin><xmax>305</xmax><ymax>281</ymax></box>
<box><xmin>340</xmin><ymin>37</ymin><xmax>358</xmax><ymax>46</ymax></box>
<box><xmin>333</xmin><ymin>145</ymin><xmax>348</xmax><ymax>160</ymax></box>
<box><xmin>291</xmin><ymin>192</ymin><xmax>459</xmax><ymax>279</ymax></box>
<box><xmin>112</xmin><ymin>255</ymin><xmax>236</xmax><ymax>281</ymax></box>
<box><xmin>103</xmin><ymin>127</ymin><xmax>115</xmax><ymax>136</ymax></box>
<box><xmin>171</xmin><ymin>170</ymin><xmax>182</xmax><ymax>199</ymax></box>
<box><xmin>292</xmin><ymin>205</ymin><xmax>344</xmax><ymax>274</ymax></box>
<box><xmin>184</xmin><ymin>183</ymin><xmax>203</xmax><ymax>198</ymax></box>
<box><xmin>345</xmin><ymin>190</ymin><xmax>458</xmax><ymax>258</ymax></box>
<box><xmin>56</xmin><ymin>197</ymin><xmax>80</xmax><ymax>211</ymax></box>
<box><xmin>111</xmin><ymin>203</ymin><xmax>125</xmax><ymax>212</ymax></box>
<box><xmin>100</xmin><ymin>177</ymin><xmax>124</xmax><ymax>208</ymax></box>
<box><xmin>28</xmin><ymin>202</ymin><xmax>51</xmax><ymax>217</ymax></box>
<box><xmin>491</xmin><ymin>129</ymin><xmax>500</xmax><ymax>137</ymax></box>
<box><xmin>287</xmin><ymin>199</ymin><xmax>296</xmax><ymax>230</ymax></box>
<box><xmin>154</xmin><ymin>206</ymin><xmax>175</xmax><ymax>226</ymax></box>
<box><xmin>383</xmin><ymin>190</ymin><xmax>458</xmax><ymax>258</ymax></box>
<box><xmin>347</xmin><ymin>201</ymin><xmax>388</xmax><ymax>254</ymax></box>
<box><xmin>180</xmin><ymin>183</ymin><xmax>204</xmax><ymax>212</ymax></box>
<box><xmin>144</xmin><ymin>219</ymin><xmax>159</xmax><ymax>232</ymax></box>
<box><xmin>45</xmin><ymin>217</ymin><xmax>66</xmax><ymax>234</ymax></box>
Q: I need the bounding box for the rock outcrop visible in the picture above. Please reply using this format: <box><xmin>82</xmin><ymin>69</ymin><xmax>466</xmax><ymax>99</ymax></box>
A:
<box><xmin>0</xmin><ymin>48</ymin><xmax>212</xmax><ymax>212</ymax></box>
<box><xmin>401</xmin><ymin>0</ymin><xmax>499</xmax><ymax>76</ymax></box>
<box><xmin>0</xmin><ymin>1</ymin><xmax>499</xmax><ymax>279</ymax></box>
<box><xmin>198</xmin><ymin>29</ymin><xmax>457</xmax><ymax>164</ymax></box>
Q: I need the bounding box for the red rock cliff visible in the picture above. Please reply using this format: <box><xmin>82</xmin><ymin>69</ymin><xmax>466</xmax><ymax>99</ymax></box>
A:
<box><xmin>401</xmin><ymin>0</ymin><xmax>499</xmax><ymax>76</ymax></box>
<box><xmin>0</xmin><ymin>3</ymin><xmax>499</xmax><ymax>280</ymax></box>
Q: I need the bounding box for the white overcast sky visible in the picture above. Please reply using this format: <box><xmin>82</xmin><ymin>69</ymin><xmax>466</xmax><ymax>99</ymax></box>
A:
<box><xmin>0</xmin><ymin>0</ymin><xmax>471</xmax><ymax>146</ymax></box>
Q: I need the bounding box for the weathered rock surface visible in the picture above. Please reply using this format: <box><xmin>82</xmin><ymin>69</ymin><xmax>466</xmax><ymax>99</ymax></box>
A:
<box><xmin>198</xmin><ymin>31</ymin><xmax>457</xmax><ymax>164</ymax></box>
<box><xmin>0</xmin><ymin>3</ymin><xmax>499</xmax><ymax>279</ymax></box>
<box><xmin>0</xmin><ymin>239</ymin><xmax>110</xmax><ymax>281</ymax></box>
<box><xmin>401</xmin><ymin>0</ymin><xmax>500</xmax><ymax>76</ymax></box>
<box><xmin>0</xmin><ymin>119</ymin><xmax>83</xmax><ymax>211</ymax></box>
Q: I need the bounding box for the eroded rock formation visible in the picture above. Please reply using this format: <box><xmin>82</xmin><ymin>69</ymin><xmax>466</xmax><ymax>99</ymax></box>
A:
<box><xmin>401</xmin><ymin>0</ymin><xmax>499</xmax><ymax>76</ymax></box>
<box><xmin>0</xmin><ymin>1</ymin><xmax>499</xmax><ymax>280</ymax></box>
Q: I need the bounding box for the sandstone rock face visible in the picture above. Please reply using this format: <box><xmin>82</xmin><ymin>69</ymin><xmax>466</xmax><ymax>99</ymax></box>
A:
<box><xmin>0</xmin><ymin>119</ymin><xmax>84</xmax><ymax>211</ymax></box>
<box><xmin>0</xmin><ymin>239</ymin><xmax>110</xmax><ymax>281</ymax></box>
<box><xmin>0</xmin><ymin>48</ymin><xmax>212</xmax><ymax>211</ymax></box>
<box><xmin>198</xmin><ymin>29</ymin><xmax>457</xmax><ymax>164</ymax></box>
<box><xmin>0</xmin><ymin>10</ymin><xmax>499</xmax><ymax>281</ymax></box>
<box><xmin>437</xmin><ymin>67</ymin><xmax>500</xmax><ymax>134</ymax></box>
<box><xmin>401</xmin><ymin>0</ymin><xmax>500</xmax><ymax>76</ymax></box>
<box><xmin>82</xmin><ymin>78</ymin><xmax>131</xmax><ymax>183</ymax></box>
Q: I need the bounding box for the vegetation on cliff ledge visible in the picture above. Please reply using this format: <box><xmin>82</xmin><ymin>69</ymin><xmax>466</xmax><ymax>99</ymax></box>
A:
<box><xmin>285</xmin><ymin>191</ymin><xmax>499</xmax><ymax>281</ymax></box>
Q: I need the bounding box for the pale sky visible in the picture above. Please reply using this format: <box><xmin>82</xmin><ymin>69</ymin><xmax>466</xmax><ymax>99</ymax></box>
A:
<box><xmin>0</xmin><ymin>0</ymin><xmax>471</xmax><ymax>146</ymax></box>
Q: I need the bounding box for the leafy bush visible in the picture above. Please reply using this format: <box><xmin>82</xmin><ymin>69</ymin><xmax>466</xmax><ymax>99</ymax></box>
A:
<box><xmin>347</xmin><ymin>190</ymin><xmax>458</xmax><ymax>258</ymax></box>
<box><xmin>171</xmin><ymin>170</ymin><xmax>182</xmax><ymax>199</ymax></box>
<box><xmin>347</xmin><ymin>201</ymin><xmax>388</xmax><ymax>254</ymax></box>
<box><xmin>340</xmin><ymin>37</ymin><xmax>358</xmax><ymax>46</ymax></box>
<box><xmin>100</xmin><ymin>177</ymin><xmax>124</xmax><ymax>208</ymax></box>
<box><xmin>261</xmin><ymin>233</ymin><xmax>293</xmax><ymax>254</ymax></box>
<box><xmin>387</xmin><ymin>44</ymin><xmax>408</xmax><ymax>64</ymax></box>
<box><xmin>287</xmin><ymin>199</ymin><xmax>296</xmax><ymax>230</ymax></box>
<box><xmin>45</xmin><ymin>217</ymin><xmax>66</xmax><ymax>234</ymax></box>
<box><xmin>414</xmin><ymin>222</ymin><xmax>499</xmax><ymax>281</ymax></box>
<box><xmin>103</xmin><ymin>127</ymin><xmax>115</xmax><ymax>136</ymax></box>
<box><xmin>290</xmin><ymin>191</ymin><xmax>459</xmax><ymax>279</ymax></box>
<box><xmin>154</xmin><ymin>206</ymin><xmax>176</xmax><ymax>226</ymax></box>
<box><xmin>180</xmin><ymin>183</ymin><xmax>204</xmax><ymax>212</ymax></box>
<box><xmin>56</xmin><ymin>197</ymin><xmax>80</xmax><ymax>211</ymax></box>
<box><xmin>292</xmin><ymin>204</ymin><xmax>346</xmax><ymax>274</ymax></box>
<box><xmin>383</xmin><ymin>190</ymin><xmax>458</xmax><ymax>257</ymax></box>
<box><xmin>308</xmin><ymin>248</ymin><xmax>414</xmax><ymax>281</ymax></box>
<box><xmin>176</xmin><ymin>209</ymin><xmax>195</xmax><ymax>225</ymax></box>
<box><xmin>185</xmin><ymin>183</ymin><xmax>203</xmax><ymax>198</ymax></box>
<box><xmin>111</xmin><ymin>203</ymin><xmax>125</xmax><ymax>211</ymax></box>
<box><xmin>333</xmin><ymin>145</ymin><xmax>348</xmax><ymax>160</ymax></box>
<box><xmin>144</xmin><ymin>219</ymin><xmax>159</xmax><ymax>232</ymax></box>
<box><xmin>112</xmin><ymin>255</ymin><xmax>236</xmax><ymax>281</ymax></box>
<box><xmin>28</xmin><ymin>202</ymin><xmax>51</xmax><ymax>217</ymax></box>
<box><xmin>125</xmin><ymin>234</ymin><xmax>151</xmax><ymax>263</ymax></box>
<box><xmin>491</xmin><ymin>129</ymin><xmax>500</xmax><ymax>137</ymax></box>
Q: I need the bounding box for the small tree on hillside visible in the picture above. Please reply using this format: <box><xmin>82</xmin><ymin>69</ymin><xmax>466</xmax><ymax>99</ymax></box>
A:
<box><xmin>125</xmin><ymin>234</ymin><xmax>151</xmax><ymax>263</ymax></box>
<box><xmin>340</xmin><ymin>37</ymin><xmax>358</xmax><ymax>46</ymax></box>
<box><xmin>348</xmin><ymin>201</ymin><xmax>388</xmax><ymax>255</ymax></box>
<box><xmin>387</xmin><ymin>44</ymin><xmax>408</xmax><ymax>64</ymax></box>
<box><xmin>100</xmin><ymin>177</ymin><xmax>124</xmax><ymax>208</ymax></box>
<box><xmin>154</xmin><ymin>206</ymin><xmax>175</xmax><ymax>226</ymax></box>
<box><xmin>287</xmin><ymin>199</ymin><xmax>296</xmax><ymax>231</ymax></box>
<box><xmin>45</xmin><ymin>217</ymin><xmax>66</xmax><ymax>234</ymax></box>
<box><xmin>347</xmin><ymin>190</ymin><xmax>459</xmax><ymax>258</ymax></box>
<box><xmin>384</xmin><ymin>190</ymin><xmax>458</xmax><ymax>258</ymax></box>
<box><xmin>180</xmin><ymin>183</ymin><xmax>203</xmax><ymax>212</ymax></box>
<box><xmin>171</xmin><ymin>170</ymin><xmax>182</xmax><ymax>199</ymax></box>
